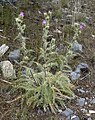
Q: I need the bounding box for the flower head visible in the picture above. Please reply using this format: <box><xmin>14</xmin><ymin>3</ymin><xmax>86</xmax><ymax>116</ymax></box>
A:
<box><xmin>42</xmin><ymin>20</ymin><xmax>46</xmax><ymax>25</ymax></box>
<box><xmin>80</xmin><ymin>23</ymin><xmax>86</xmax><ymax>30</ymax></box>
<box><xmin>19</xmin><ymin>12</ymin><xmax>24</xmax><ymax>17</ymax></box>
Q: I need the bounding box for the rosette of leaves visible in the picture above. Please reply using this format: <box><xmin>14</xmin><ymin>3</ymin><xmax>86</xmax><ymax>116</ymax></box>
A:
<box><xmin>14</xmin><ymin>68</ymin><xmax>75</xmax><ymax>113</ymax></box>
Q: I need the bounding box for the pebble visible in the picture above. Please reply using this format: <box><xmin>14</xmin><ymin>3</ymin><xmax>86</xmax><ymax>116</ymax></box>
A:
<box><xmin>71</xmin><ymin>42</ymin><xmax>82</xmax><ymax>53</ymax></box>
<box><xmin>70</xmin><ymin>72</ymin><xmax>80</xmax><ymax>81</ymax></box>
<box><xmin>87</xmin><ymin>117</ymin><xmax>92</xmax><ymax>120</ymax></box>
<box><xmin>60</xmin><ymin>108</ymin><xmax>73</xmax><ymax>117</ymax></box>
<box><xmin>8</xmin><ymin>49</ymin><xmax>20</xmax><ymax>62</ymax></box>
<box><xmin>89</xmin><ymin>110</ymin><xmax>95</xmax><ymax>114</ymax></box>
<box><xmin>81</xmin><ymin>108</ymin><xmax>87</xmax><ymax>113</ymax></box>
<box><xmin>0</xmin><ymin>44</ymin><xmax>9</xmax><ymax>57</ymax></box>
<box><xmin>71</xmin><ymin>115</ymin><xmax>80</xmax><ymax>120</ymax></box>
<box><xmin>77</xmin><ymin>63</ymin><xmax>89</xmax><ymax>72</ymax></box>
<box><xmin>0</xmin><ymin>0</ymin><xmax>17</xmax><ymax>3</ymax></box>
<box><xmin>70</xmin><ymin>62</ymin><xmax>89</xmax><ymax>81</ymax></box>
<box><xmin>90</xmin><ymin>97</ymin><xmax>95</xmax><ymax>104</ymax></box>
<box><xmin>77</xmin><ymin>88</ymin><xmax>85</xmax><ymax>93</ymax></box>
<box><xmin>76</xmin><ymin>98</ymin><xmax>85</xmax><ymax>107</ymax></box>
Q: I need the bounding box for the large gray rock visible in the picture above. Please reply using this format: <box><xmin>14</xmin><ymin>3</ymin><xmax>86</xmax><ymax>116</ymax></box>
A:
<box><xmin>0</xmin><ymin>60</ymin><xmax>16</xmax><ymax>78</ymax></box>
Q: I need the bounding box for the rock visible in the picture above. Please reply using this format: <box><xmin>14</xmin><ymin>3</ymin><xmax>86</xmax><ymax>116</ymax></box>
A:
<box><xmin>90</xmin><ymin>98</ymin><xmax>95</xmax><ymax>104</ymax></box>
<box><xmin>85</xmin><ymin>17</ymin><xmax>92</xmax><ymax>25</ymax></box>
<box><xmin>58</xmin><ymin>109</ymin><xmax>63</xmax><ymax>113</ymax></box>
<box><xmin>89</xmin><ymin>110</ymin><xmax>95</xmax><ymax>114</ymax></box>
<box><xmin>52</xmin><ymin>0</ymin><xmax>60</xmax><ymax>4</ymax></box>
<box><xmin>75</xmin><ymin>68</ymin><xmax>81</xmax><ymax>73</ymax></box>
<box><xmin>71</xmin><ymin>115</ymin><xmax>80</xmax><ymax>120</ymax></box>
<box><xmin>66</xmin><ymin>115</ymin><xmax>80</xmax><ymax>120</ymax></box>
<box><xmin>70</xmin><ymin>72</ymin><xmax>80</xmax><ymax>81</ymax></box>
<box><xmin>77</xmin><ymin>88</ymin><xmax>85</xmax><ymax>93</ymax></box>
<box><xmin>71</xmin><ymin>42</ymin><xmax>82</xmax><ymax>53</ymax></box>
<box><xmin>81</xmin><ymin>108</ymin><xmax>87</xmax><ymax>113</ymax></box>
<box><xmin>87</xmin><ymin>117</ymin><xmax>92</xmax><ymax>120</ymax></box>
<box><xmin>77</xmin><ymin>63</ymin><xmax>89</xmax><ymax>72</ymax></box>
<box><xmin>0</xmin><ymin>0</ymin><xmax>17</xmax><ymax>3</ymax></box>
<box><xmin>0</xmin><ymin>44</ymin><xmax>9</xmax><ymax>57</ymax></box>
<box><xmin>60</xmin><ymin>108</ymin><xmax>73</xmax><ymax>117</ymax></box>
<box><xmin>0</xmin><ymin>60</ymin><xmax>16</xmax><ymax>78</ymax></box>
<box><xmin>37</xmin><ymin>108</ymin><xmax>44</xmax><ymax>115</ymax></box>
<box><xmin>76</xmin><ymin>98</ymin><xmax>85</xmax><ymax>107</ymax></box>
<box><xmin>8</xmin><ymin>49</ymin><xmax>20</xmax><ymax>62</ymax></box>
<box><xmin>70</xmin><ymin>63</ymin><xmax>89</xmax><ymax>81</ymax></box>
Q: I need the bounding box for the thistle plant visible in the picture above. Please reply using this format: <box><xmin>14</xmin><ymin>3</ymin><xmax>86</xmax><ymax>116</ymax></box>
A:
<box><xmin>14</xmin><ymin>12</ymin><xmax>75</xmax><ymax>114</ymax></box>
<box><xmin>65</xmin><ymin>22</ymin><xmax>84</xmax><ymax>63</ymax></box>
<box><xmin>15</xmin><ymin>12</ymin><xmax>29</xmax><ymax>64</ymax></box>
<box><xmin>73</xmin><ymin>23</ymin><xmax>81</xmax><ymax>41</ymax></box>
<box><xmin>40</xmin><ymin>12</ymin><xmax>72</xmax><ymax>72</ymax></box>
<box><xmin>15</xmin><ymin>12</ymin><xmax>26</xmax><ymax>49</ymax></box>
<box><xmin>39</xmin><ymin>12</ymin><xmax>58</xmax><ymax>72</ymax></box>
<box><xmin>15</xmin><ymin>12</ymin><xmax>35</xmax><ymax>66</ymax></box>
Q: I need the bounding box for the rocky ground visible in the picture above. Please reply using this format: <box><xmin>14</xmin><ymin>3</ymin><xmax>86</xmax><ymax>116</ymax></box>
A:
<box><xmin>0</xmin><ymin>0</ymin><xmax>95</xmax><ymax>120</ymax></box>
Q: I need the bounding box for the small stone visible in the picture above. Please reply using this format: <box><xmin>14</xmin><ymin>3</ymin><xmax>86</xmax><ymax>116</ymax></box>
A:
<box><xmin>52</xmin><ymin>0</ymin><xmax>60</xmax><ymax>4</ymax></box>
<box><xmin>0</xmin><ymin>0</ymin><xmax>17</xmax><ymax>3</ymax></box>
<box><xmin>71</xmin><ymin>115</ymin><xmax>80</xmax><ymax>120</ymax></box>
<box><xmin>70</xmin><ymin>63</ymin><xmax>89</xmax><ymax>81</ymax></box>
<box><xmin>0</xmin><ymin>60</ymin><xmax>16</xmax><ymax>78</ymax></box>
<box><xmin>77</xmin><ymin>88</ymin><xmax>85</xmax><ymax>93</ymax></box>
<box><xmin>87</xmin><ymin>117</ymin><xmax>92</xmax><ymax>120</ymax></box>
<box><xmin>37</xmin><ymin>108</ymin><xmax>43</xmax><ymax>115</ymax></box>
<box><xmin>71</xmin><ymin>42</ymin><xmax>82</xmax><ymax>53</ymax></box>
<box><xmin>91</xmin><ymin>34</ymin><xmax>95</xmax><ymax>38</ymax></box>
<box><xmin>77</xmin><ymin>63</ymin><xmax>89</xmax><ymax>72</ymax></box>
<box><xmin>85</xmin><ymin>101</ymin><xmax>88</xmax><ymax>105</ymax></box>
<box><xmin>70</xmin><ymin>72</ymin><xmax>80</xmax><ymax>81</ymax></box>
<box><xmin>81</xmin><ymin>108</ymin><xmax>87</xmax><ymax>113</ymax></box>
<box><xmin>85</xmin><ymin>90</ymin><xmax>89</xmax><ymax>93</ymax></box>
<box><xmin>89</xmin><ymin>110</ymin><xmax>95</xmax><ymax>114</ymax></box>
<box><xmin>75</xmin><ymin>68</ymin><xmax>80</xmax><ymax>73</ymax></box>
<box><xmin>8</xmin><ymin>49</ymin><xmax>20</xmax><ymax>62</ymax></box>
<box><xmin>0</xmin><ymin>44</ymin><xmax>9</xmax><ymax>57</ymax></box>
<box><xmin>77</xmin><ymin>98</ymin><xmax>85</xmax><ymax>106</ymax></box>
<box><xmin>58</xmin><ymin>109</ymin><xmax>63</xmax><ymax>113</ymax></box>
<box><xmin>60</xmin><ymin>108</ymin><xmax>73</xmax><ymax>117</ymax></box>
<box><xmin>90</xmin><ymin>98</ymin><xmax>95</xmax><ymax>104</ymax></box>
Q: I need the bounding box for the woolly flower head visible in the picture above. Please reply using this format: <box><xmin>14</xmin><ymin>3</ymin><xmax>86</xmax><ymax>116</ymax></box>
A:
<box><xmin>80</xmin><ymin>23</ymin><xmax>86</xmax><ymax>30</ymax></box>
<box><xmin>19</xmin><ymin>12</ymin><xmax>24</xmax><ymax>17</ymax></box>
<box><xmin>42</xmin><ymin>20</ymin><xmax>46</xmax><ymax>25</ymax></box>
